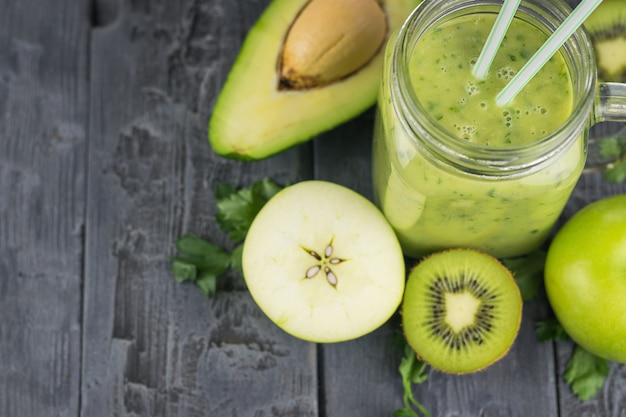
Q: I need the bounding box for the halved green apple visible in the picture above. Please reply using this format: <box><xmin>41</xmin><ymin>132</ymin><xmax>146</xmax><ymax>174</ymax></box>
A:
<box><xmin>242</xmin><ymin>180</ymin><xmax>405</xmax><ymax>342</ymax></box>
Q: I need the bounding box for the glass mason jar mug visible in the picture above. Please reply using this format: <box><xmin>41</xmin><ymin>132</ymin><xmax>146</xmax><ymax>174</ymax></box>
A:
<box><xmin>372</xmin><ymin>0</ymin><xmax>626</xmax><ymax>259</ymax></box>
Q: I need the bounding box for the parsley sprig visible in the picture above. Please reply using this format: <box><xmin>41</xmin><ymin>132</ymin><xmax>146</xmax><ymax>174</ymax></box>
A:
<box><xmin>586</xmin><ymin>132</ymin><xmax>626</xmax><ymax>183</ymax></box>
<box><xmin>393</xmin><ymin>334</ymin><xmax>432</xmax><ymax>417</ymax></box>
<box><xmin>564</xmin><ymin>345</ymin><xmax>611</xmax><ymax>402</ymax></box>
<box><xmin>169</xmin><ymin>178</ymin><xmax>283</xmax><ymax>297</ymax></box>
<box><xmin>535</xmin><ymin>317</ymin><xmax>610</xmax><ymax>401</ymax></box>
<box><xmin>214</xmin><ymin>178</ymin><xmax>284</xmax><ymax>241</ymax></box>
<box><xmin>535</xmin><ymin>317</ymin><xmax>570</xmax><ymax>342</ymax></box>
<box><xmin>599</xmin><ymin>134</ymin><xmax>626</xmax><ymax>183</ymax></box>
<box><xmin>170</xmin><ymin>235</ymin><xmax>233</xmax><ymax>297</ymax></box>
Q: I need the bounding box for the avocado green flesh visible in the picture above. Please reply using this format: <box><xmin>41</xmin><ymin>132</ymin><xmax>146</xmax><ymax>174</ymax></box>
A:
<box><xmin>209</xmin><ymin>0</ymin><xmax>421</xmax><ymax>160</ymax></box>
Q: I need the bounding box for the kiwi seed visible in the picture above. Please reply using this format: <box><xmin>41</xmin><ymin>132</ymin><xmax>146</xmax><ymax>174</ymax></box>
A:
<box><xmin>402</xmin><ymin>249</ymin><xmax>522</xmax><ymax>374</ymax></box>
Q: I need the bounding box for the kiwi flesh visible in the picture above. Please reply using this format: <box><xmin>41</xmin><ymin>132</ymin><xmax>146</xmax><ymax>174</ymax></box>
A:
<box><xmin>402</xmin><ymin>249</ymin><xmax>522</xmax><ymax>374</ymax></box>
<box><xmin>585</xmin><ymin>0</ymin><xmax>626</xmax><ymax>82</ymax></box>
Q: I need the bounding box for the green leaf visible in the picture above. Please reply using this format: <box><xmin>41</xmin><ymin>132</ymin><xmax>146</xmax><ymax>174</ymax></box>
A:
<box><xmin>564</xmin><ymin>345</ymin><xmax>609</xmax><ymax>402</ymax></box>
<box><xmin>196</xmin><ymin>271</ymin><xmax>218</xmax><ymax>298</ymax></box>
<box><xmin>175</xmin><ymin>234</ymin><xmax>220</xmax><ymax>257</ymax></box>
<box><xmin>394</xmin><ymin>337</ymin><xmax>432</xmax><ymax>417</ymax></box>
<box><xmin>253</xmin><ymin>177</ymin><xmax>283</xmax><ymax>201</ymax></box>
<box><xmin>215</xmin><ymin>189</ymin><xmax>256</xmax><ymax>240</ymax></box>
<box><xmin>174</xmin><ymin>235</ymin><xmax>232</xmax><ymax>275</ymax></box>
<box><xmin>215</xmin><ymin>178</ymin><xmax>283</xmax><ymax>241</ymax></box>
<box><xmin>598</xmin><ymin>137</ymin><xmax>622</xmax><ymax>159</ymax></box>
<box><xmin>603</xmin><ymin>162</ymin><xmax>626</xmax><ymax>184</ymax></box>
<box><xmin>392</xmin><ymin>409</ymin><xmax>420</xmax><ymax>417</ymax></box>
<box><xmin>597</xmin><ymin>134</ymin><xmax>626</xmax><ymax>184</ymax></box>
<box><xmin>170</xmin><ymin>259</ymin><xmax>198</xmax><ymax>283</ymax></box>
<box><xmin>399</xmin><ymin>345</ymin><xmax>429</xmax><ymax>384</ymax></box>
<box><xmin>501</xmin><ymin>250</ymin><xmax>546</xmax><ymax>301</ymax></box>
<box><xmin>536</xmin><ymin>317</ymin><xmax>570</xmax><ymax>342</ymax></box>
<box><xmin>214</xmin><ymin>181</ymin><xmax>237</xmax><ymax>200</ymax></box>
<box><xmin>169</xmin><ymin>236</ymin><xmax>232</xmax><ymax>298</ymax></box>
<box><xmin>229</xmin><ymin>243</ymin><xmax>244</xmax><ymax>274</ymax></box>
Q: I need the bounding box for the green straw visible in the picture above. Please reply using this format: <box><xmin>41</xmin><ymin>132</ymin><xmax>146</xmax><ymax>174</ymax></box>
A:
<box><xmin>496</xmin><ymin>0</ymin><xmax>603</xmax><ymax>106</ymax></box>
<box><xmin>472</xmin><ymin>0</ymin><xmax>522</xmax><ymax>80</ymax></box>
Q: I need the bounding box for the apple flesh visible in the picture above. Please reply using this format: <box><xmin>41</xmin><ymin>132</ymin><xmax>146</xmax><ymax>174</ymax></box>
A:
<box><xmin>545</xmin><ymin>194</ymin><xmax>626</xmax><ymax>363</ymax></box>
<box><xmin>242</xmin><ymin>180</ymin><xmax>405</xmax><ymax>343</ymax></box>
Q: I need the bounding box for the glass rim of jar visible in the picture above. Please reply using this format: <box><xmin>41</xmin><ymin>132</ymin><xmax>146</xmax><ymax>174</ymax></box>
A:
<box><xmin>391</xmin><ymin>0</ymin><xmax>597</xmax><ymax>177</ymax></box>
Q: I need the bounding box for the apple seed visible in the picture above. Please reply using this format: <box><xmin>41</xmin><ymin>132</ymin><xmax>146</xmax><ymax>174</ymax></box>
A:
<box><xmin>302</xmin><ymin>239</ymin><xmax>346</xmax><ymax>287</ymax></box>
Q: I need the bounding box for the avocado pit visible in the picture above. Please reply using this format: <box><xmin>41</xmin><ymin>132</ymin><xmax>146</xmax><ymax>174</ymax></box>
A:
<box><xmin>278</xmin><ymin>0</ymin><xmax>388</xmax><ymax>90</ymax></box>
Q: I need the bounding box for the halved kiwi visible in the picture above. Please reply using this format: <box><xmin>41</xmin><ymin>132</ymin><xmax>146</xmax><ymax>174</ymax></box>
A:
<box><xmin>402</xmin><ymin>249</ymin><xmax>522</xmax><ymax>374</ymax></box>
<box><xmin>585</xmin><ymin>0</ymin><xmax>626</xmax><ymax>82</ymax></box>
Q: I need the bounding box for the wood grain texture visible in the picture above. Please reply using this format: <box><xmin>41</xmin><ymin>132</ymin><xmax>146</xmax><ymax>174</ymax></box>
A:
<box><xmin>1</xmin><ymin>0</ymin><xmax>624</xmax><ymax>415</ymax></box>
<box><xmin>0</xmin><ymin>0</ymin><xmax>89</xmax><ymax>416</ymax></box>
<box><xmin>83</xmin><ymin>0</ymin><xmax>316</xmax><ymax>416</ymax></box>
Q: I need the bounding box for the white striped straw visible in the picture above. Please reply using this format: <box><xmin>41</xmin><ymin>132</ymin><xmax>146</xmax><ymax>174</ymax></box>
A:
<box><xmin>472</xmin><ymin>0</ymin><xmax>522</xmax><ymax>80</ymax></box>
<box><xmin>496</xmin><ymin>0</ymin><xmax>603</xmax><ymax>106</ymax></box>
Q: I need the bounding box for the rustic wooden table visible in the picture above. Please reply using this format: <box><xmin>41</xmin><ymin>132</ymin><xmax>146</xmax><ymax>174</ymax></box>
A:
<box><xmin>1</xmin><ymin>0</ymin><xmax>625</xmax><ymax>416</ymax></box>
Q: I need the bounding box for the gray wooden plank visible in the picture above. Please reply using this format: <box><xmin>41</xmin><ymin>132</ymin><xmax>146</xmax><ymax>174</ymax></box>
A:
<box><xmin>83</xmin><ymin>0</ymin><xmax>317</xmax><ymax>416</ymax></box>
<box><xmin>313</xmin><ymin>109</ymin><xmax>378</xmax><ymax>199</ymax></box>
<box><xmin>0</xmin><ymin>0</ymin><xmax>89</xmax><ymax>416</ymax></box>
<box><xmin>0</xmin><ymin>0</ymin><xmax>89</xmax><ymax>417</ymax></box>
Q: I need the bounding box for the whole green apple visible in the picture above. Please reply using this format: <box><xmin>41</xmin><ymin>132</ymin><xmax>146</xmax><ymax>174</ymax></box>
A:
<box><xmin>545</xmin><ymin>194</ymin><xmax>626</xmax><ymax>363</ymax></box>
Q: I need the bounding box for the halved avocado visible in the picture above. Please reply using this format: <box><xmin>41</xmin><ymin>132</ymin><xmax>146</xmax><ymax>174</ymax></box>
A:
<box><xmin>209</xmin><ymin>0</ymin><xmax>421</xmax><ymax>160</ymax></box>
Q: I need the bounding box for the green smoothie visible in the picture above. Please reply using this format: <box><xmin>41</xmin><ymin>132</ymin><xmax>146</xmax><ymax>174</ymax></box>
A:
<box><xmin>373</xmin><ymin>13</ymin><xmax>585</xmax><ymax>258</ymax></box>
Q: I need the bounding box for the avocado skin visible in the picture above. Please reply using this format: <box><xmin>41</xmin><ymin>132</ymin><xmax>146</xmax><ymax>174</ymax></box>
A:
<box><xmin>208</xmin><ymin>0</ymin><xmax>421</xmax><ymax>161</ymax></box>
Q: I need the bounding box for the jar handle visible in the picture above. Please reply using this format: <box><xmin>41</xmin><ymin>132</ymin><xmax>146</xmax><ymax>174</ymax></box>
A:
<box><xmin>595</xmin><ymin>82</ymin><xmax>626</xmax><ymax>123</ymax></box>
<box><xmin>586</xmin><ymin>82</ymin><xmax>626</xmax><ymax>173</ymax></box>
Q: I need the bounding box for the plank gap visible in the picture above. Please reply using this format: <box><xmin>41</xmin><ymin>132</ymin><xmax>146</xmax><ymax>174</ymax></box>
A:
<box><xmin>90</xmin><ymin>0</ymin><xmax>119</xmax><ymax>28</ymax></box>
<box><xmin>316</xmin><ymin>344</ymin><xmax>327</xmax><ymax>417</ymax></box>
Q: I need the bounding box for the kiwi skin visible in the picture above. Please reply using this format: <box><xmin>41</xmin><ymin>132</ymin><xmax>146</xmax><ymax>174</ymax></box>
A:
<box><xmin>584</xmin><ymin>0</ymin><xmax>626</xmax><ymax>82</ymax></box>
<box><xmin>401</xmin><ymin>248</ymin><xmax>523</xmax><ymax>374</ymax></box>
